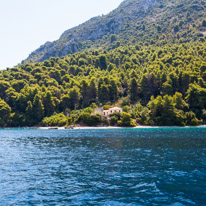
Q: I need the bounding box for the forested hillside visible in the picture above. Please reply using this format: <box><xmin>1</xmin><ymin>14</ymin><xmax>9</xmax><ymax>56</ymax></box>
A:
<box><xmin>24</xmin><ymin>0</ymin><xmax>206</xmax><ymax>63</ymax></box>
<box><xmin>0</xmin><ymin>40</ymin><xmax>206</xmax><ymax>127</ymax></box>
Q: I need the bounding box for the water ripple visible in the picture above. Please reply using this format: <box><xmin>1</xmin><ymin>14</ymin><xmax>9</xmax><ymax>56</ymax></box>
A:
<box><xmin>0</xmin><ymin>128</ymin><xmax>206</xmax><ymax>205</ymax></box>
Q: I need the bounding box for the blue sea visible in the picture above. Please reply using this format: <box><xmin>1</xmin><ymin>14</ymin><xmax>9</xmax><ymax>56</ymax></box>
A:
<box><xmin>0</xmin><ymin>128</ymin><xmax>206</xmax><ymax>205</ymax></box>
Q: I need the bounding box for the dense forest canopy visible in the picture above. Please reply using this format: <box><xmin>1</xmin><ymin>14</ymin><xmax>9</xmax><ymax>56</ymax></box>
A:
<box><xmin>0</xmin><ymin>0</ymin><xmax>206</xmax><ymax>127</ymax></box>
<box><xmin>1</xmin><ymin>39</ymin><xmax>206</xmax><ymax>127</ymax></box>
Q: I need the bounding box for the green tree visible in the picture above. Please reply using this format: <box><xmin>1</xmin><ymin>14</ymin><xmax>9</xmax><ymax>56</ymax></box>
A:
<box><xmin>109</xmin><ymin>79</ymin><xmax>118</xmax><ymax>102</ymax></box>
<box><xmin>186</xmin><ymin>83</ymin><xmax>206</xmax><ymax>117</ymax></box>
<box><xmin>118</xmin><ymin>112</ymin><xmax>136</xmax><ymax>127</ymax></box>
<box><xmin>60</xmin><ymin>94</ymin><xmax>70</xmax><ymax>111</ymax></box>
<box><xmin>69</xmin><ymin>86</ymin><xmax>80</xmax><ymax>110</ymax></box>
<box><xmin>162</xmin><ymin>81</ymin><xmax>173</xmax><ymax>95</ymax></box>
<box><xmin>162</xmin><ymin>95</ymin><xmax>176</xmax><ymax>125</ymax></box>
<box><xmin>0</xmin><ymin>99</ymin><xmax>12</xmax><ymax>127</ymax></box>
<box><xmin>79</xmin><ymin>113</ymin><xmax>101</xmax><ymax>126</ymax></box>
<box><xmin>173</xmin><ymin>92</ymin><xmax>188</xmax><ymax>110</ymax></box>
<box><xmin>43</xmin><ymin>91</ymin><xmax>55</xmax><ymax>116</ymax></box>
<box><xmin>88</xmin><ymin>78</ymin><xmax>97</xmax><ymax>102</ymax></box>
<box><xmin>0</xmin><ymin>81</ymin><xmax>10</xmax><ymax>99</ymax></box>
<box><xmin>12</xmin><ymin>80</ymin><xmax>27</xmax><ymax>92</ymax></box>
<box><xmin>81</xmin><ymin>79</ymin><xmax>89</xmax><ymax>107</ymax></box>
<box><xmin>129</xmin><ymin>78</ymin><xmax>138</xmax><ymax>103</ymax></box>
<box><xmin>42</xmin><ymin>113</ymin><xmax>68</xmax><ymax>126</ymax></box>
<box><xmin>97</xmin><ymin>55</ymin><xmax>107</xmax><ymax>70</ymax></box>
<box><xmin>98</xmin><ymin>84</ymin><xmax>110</xmax><ymax>103</ymax></box>
<box><xmin>140</xmin><ymin>75</ymin><xmax>150</xmax><ymax>102</ymax></box>
<box><xmin>26</xmin><ymin>101</ymin><xmax>33</xmax><ymax>115</ymax></box>
<box><xmin>148</xmin><ymin>95</ymin><xmax>184</xmax><ymax>126</ymax></box>
<box><xmin>33</xmin><ymin>94</ymin><xmax>44</xmax><ymax>123</ymax></box>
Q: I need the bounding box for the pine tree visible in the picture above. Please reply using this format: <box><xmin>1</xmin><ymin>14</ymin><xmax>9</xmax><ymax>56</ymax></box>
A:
<box><xmin>129</xmin><ymin>78</ymin><xmax>138</xmax><ymax>103</ymax></box>
<box><xmin>44</xmin><ymin>91</ymin><xmax>55</xmax><ymax>116</ymax></box>
<box><xmin>33</xmin><ymin>95</ymin><xmax>44</xmax><ymax>123</ymax></box>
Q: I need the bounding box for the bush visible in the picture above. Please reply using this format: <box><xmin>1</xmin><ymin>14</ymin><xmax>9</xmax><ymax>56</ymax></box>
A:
<box><xmin>118</xmin><ymin>112</ymin><xmax>136</xmax><ymax>127</ymax></box>
<box><xmin>109</xmin><ymin>112</ymin><xmax>121</xmax><ymax>119</ymax></box>
<box><xmin>103</xmin><ymin>105</ymin><xmax>110</xmax><ymax>110</ymax></box>
<box><xmin>109</xmin><ymin>112</ymin><xmax>121</xmax><ymax>126</ymax></box>
<box><xmin>90</xmin><ymin>103</ymin><xmax>98</xmax><ymax>109</ymax></box>
<box><xmin>123</xmin><ymin>105</ymin><xmax>130</xmax><ymax>112</ymax></box>
<box><xmin>110</xmin><ymin>116</ymin><xmax>119</xmax><ymax>125</ymax></box>
<box><xmin>42</xmin><ymin>113</ymin><xmax>68</xmax><ymax>126</ymax></box>
<box><xmin>101</xmin><ymin>117</ymin><xmax>110</xmax><ymax>126</ymax></box>
<box><xmin>83</xmin><ymin>107</ymin><xmax>94</xmax><ymax>114</ymax></box>
<box><xmin>136</xmin><ymin>108</ymin><xmax>150</xmax><ymax>125</ymax></box>
<box><xmin>185</xmin><ymin>111</ymin><xmax>199</xmax><ymax>126</ymax></box>
<box><xmin>79</xmin><ymin>112</ymin><xmax>101</xmax><ymax>126</ymax></box>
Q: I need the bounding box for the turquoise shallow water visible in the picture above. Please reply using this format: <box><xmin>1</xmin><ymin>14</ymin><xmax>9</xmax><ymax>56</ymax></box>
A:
<box><xmin>0</xmin><ymin>128</ymin><xmax>206</xmax><ymax>205</ymax></box>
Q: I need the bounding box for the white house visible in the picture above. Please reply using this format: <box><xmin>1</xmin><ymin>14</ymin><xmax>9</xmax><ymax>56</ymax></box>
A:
<box><xmin>94</xmin><ymin>107</ymin><xmax>122</xmax><ymax>117</ymax></box>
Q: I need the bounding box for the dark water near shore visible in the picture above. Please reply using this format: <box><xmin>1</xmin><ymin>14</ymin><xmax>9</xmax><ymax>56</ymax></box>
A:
<box><xmin>0</xmin><ymin>128</ymin><xmax>206</xmax><ymax>206</ymax></box>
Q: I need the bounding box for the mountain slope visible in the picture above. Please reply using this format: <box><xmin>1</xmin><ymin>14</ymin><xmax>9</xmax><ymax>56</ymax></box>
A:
<box><xmin>24</xmin><ymin>0</ymin><xmax>206</xmax><ymax>63</ymax></box>
<box><xmin>1</xmin><ymin>39</ymin><xmax>205</xmax><ymax>127</ymax></box>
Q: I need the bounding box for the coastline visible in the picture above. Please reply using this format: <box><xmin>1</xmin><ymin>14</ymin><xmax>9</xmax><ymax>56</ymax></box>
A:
<box><xmin>2</xmin><ymin>125</ymin><xmax>205</xmax><ymax>130</ymax></box>
<box><xmin>43</xmin><ymin>125</ymin><xmax>206</xmax><ymax>130</ymax></box>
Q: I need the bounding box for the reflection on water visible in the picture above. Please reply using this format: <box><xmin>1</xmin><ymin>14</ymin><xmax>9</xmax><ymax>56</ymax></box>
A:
<box><xmin>0</xmin><ymin>128</ymin><xmax>206</xmax><ymax>205</ymax></box>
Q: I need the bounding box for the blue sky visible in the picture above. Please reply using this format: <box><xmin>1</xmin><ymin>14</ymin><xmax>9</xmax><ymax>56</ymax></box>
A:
<box><xmin>0</xmin><ymin>0</ymin><xmax>123</xmax><ymax>69</ymax></box>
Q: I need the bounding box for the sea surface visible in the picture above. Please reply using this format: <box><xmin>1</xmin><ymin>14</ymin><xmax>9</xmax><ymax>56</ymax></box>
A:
<box><xmin>0</xmin><ymin>127</ymin><xmax>206</xmax><ymax>206</ymax></box>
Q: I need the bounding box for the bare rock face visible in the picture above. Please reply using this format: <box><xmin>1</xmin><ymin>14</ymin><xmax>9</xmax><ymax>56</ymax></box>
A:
<box><xmin>24</xmin><ymin>0</ymin><xmax>206</xmax><ymax>63</ymax></box>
